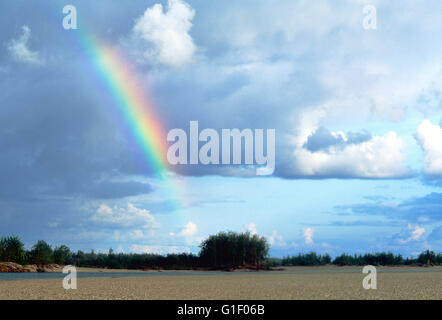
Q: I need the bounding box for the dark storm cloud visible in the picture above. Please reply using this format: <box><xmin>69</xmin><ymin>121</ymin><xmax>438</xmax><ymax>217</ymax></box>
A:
<box><xmin>0</xmin><ymin>58</ymin><xmax>155</xmax><ymax>202</ymax></box>
<box><xmin>0</xmin><ymin>0</ymin><xmax>326</xmax><ymax>182</ymax></box>
<box><xmin>0</xmin><ymin>1</ymin><xmax>173</xmax><ymax>202</ymax></box>
<box><xmin>0</xmin><ymin>0</ymin><xmax>426</xmax><ymax>192</ymax></box>
<box><xmin>0</xmin><ymin>71</ymin><xmax>155</xmax><ymax>201</ymax></box>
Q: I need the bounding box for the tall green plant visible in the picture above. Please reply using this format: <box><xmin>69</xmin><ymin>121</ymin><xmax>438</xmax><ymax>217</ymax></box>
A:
<box><xmin>0</xmin><ymin>236</ymin><xmax>26</xmax><ymax>263</ymax></box>
<box><xmin>30</xmin><ymin>240</ymin><xmax>53</xmax><ymax>265</ymax></box>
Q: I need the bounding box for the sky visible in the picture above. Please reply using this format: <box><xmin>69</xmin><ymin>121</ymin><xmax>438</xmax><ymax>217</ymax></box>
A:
<box><xmin>0</xmin><ymin>0</ymin><xmax>441</xmax><ymax>257</ymax></box>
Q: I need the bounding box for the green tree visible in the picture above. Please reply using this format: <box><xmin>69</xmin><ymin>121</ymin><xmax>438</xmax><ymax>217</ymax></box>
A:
<box><xmin>0</xmin><ymin>237</ymin><xmax>5</xmax><ymax>260</ymax></box>
<box><xmin>418</xmin><ymin>250</ymin><xmax>436</xmax><ymax>265</ymax></box>
<box><xmin>53</xmin><ymin>245</ymin><xmax>72</xmax><ymax>265</ymax></box>
<box><xmin>0</xmin><ymin>236</ymin><xmax>26</xmax><ymax>263</ymax></box>
<box><xmin>30</xmin><ymin>240</ymin><xmax>53</xmax><ymax>265</ymax></box>
<box><xmin>199</xmin><ymin>231</ymin><xmax>269</xmax><ymax>269</ymax></box>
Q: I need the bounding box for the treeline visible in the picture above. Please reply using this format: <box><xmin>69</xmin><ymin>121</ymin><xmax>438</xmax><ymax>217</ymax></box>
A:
<box><xmin>71</xmin><ymin>250</ymin><xmax>200</xmax><ymax>270</ymax></box>
<box><xmin>1</xmin><ymin>234</ymin><xmax>441</xmax><ymax>269</ymax></box>
<box><xmin>0</xmin><ymin>236</ymin><xmax>202</xmax><ymax>269</ymax></box>
<box><xmin>0</xmin><ymin>232</ymin><xmax>269</xmax><ymax>270</ymax></box>
<box><xmin>281</xmin><ymin>251</ymin><xmax>442</xmax><ymax>266</ymax></box>
<box><xmin>281</xmin><ymin>252</ymin><xmax>332</xmax><ymax>266</ymax></box>
<box><xmin>0</xmin><ymin>237</ymin><xmax>70</xmax><ymax>266</ymax></box>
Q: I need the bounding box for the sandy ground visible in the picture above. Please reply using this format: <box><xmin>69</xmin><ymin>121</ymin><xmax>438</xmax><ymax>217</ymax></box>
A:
<box><xmin>0</xmin><ymin>267</ymin><xmax>441</xmax><ymax>300</ymax></box>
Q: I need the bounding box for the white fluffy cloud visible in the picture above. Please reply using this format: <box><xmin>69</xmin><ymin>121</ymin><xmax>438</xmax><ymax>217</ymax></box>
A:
<box><xmin>91</xmin><ymin>203</ymin><xmax>158</xmax><ymax>229</ymax></box>
<box><xmin>292</xmin><ymin>130</ymin><xmax>410</xmax><ymax>178</ymax></box>
<box><xmin>170</xmin><ymin>221</ymin><xmax>198</xmax><ymax>237</ymax></box>
<box><xmin>398</xmin><ymin>224</ymin><xmax>425</xmax><ymax>244</ymax></box>
<box><xmin>130</xmin><ymin>244</ymin><xmax>190</xmax><ymax>255</ymax></box>
<box><xmin>244</xmin><ymin>222</ymin><xmax>258</xmax><ymax>235</ymax></box>
<box><xmin>415</xmin><ymin>120</ymin><xmax>442</xmax><ymax>177</ymax></box>
<box><xmin>303</xmin><ymin>227</ymin><xmax>314</xmax><ymax>244</ymax></box>
<box><xmin>7</xmin><ymin>26</ymin><xmax>43</xmax><ymax>65</ymax></box>
<box><xmin>179</xmin><ymin>221</ymin><xmax>197</xmax><ymax>236</ymax></box>
<box><xmin>133</xmin><ymin>0</ymin><xmax>196</xmax><ymax>67</ymax></box>
<box><xmin>266</xmin><ymin>230</ymin><xmax>286</xmax><ymax>247</ymax></box>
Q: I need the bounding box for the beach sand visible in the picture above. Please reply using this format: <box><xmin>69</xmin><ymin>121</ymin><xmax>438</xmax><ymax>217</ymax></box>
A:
<box><xmin>0</xmin><ymin>267</ymin><xmax>440</xmax><ymax>300</ymax></box>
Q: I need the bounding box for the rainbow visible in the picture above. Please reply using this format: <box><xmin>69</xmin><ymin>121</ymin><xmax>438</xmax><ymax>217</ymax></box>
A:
<box><xmin>74</xmin><ymin>31</ymin><xmax>186</xmax><ymax>209</ymax></box>
<box><xmin>82</xmin><ymin>36</ymin><xmax>167</xmax><ymax>173</ymax></box>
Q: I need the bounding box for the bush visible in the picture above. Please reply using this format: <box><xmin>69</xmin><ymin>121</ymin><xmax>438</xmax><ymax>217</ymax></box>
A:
<box><xmin>333</xmin><ymin>252</ymin><xmax>410</xmax><ymax>266</ymax></box>
<box><xmin>0</xmin><ymin>236</ymin><xmax>26</xmax><ymax>264</ymax></box>
<box><xmin>30</xmin><ymin>240</ymin><xmax>53</xmax><ymax>265</ymax></box>
<box><xmin>199</xmin><ymin>231</ymin><xmax>269</xmax><ymax>268</ymax></box>
<box><xmin>53</xmin><ymin>245</ymin><xmax>72</xmax><ymax>265</ymax></box>
<box><xmin>418</xmin><ymin>250</ymin><xmax>437</xmax><ymax>265</ymax></box>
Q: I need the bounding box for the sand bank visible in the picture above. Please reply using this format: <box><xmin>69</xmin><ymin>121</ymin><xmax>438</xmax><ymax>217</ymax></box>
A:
<box><xmin>0</xmin><ymin>267</ymin><xmax>440</xmax><ymax>300</ymax></box>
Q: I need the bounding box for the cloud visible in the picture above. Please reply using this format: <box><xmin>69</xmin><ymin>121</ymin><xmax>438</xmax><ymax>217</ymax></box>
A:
<box><xmin>130</xmin><ymin>244</ymin><xmax>190</xmax><ymax>254</ymax></box>
<box><xmin>0</xmin><ymin>68</ymin><xmax>159</xmax><ymax>202</ymax></box>
<box><xmin>68</xmin><ymin>231</ymin><xmax>108</xmax><ymax>241</ymax></box>
<box><xmin>397</xmin><ymin>224</ymin><xmax>425</xmax><ymax>244</ymax></box>
<box><xmin>179</xmin><ymin>221</ymin><xmax>197</xmax><ymax>236</ymax></box>
<box><xmin>84</xmin><ymin>181</ymin><xmax>153</xmax><ymax>199</ymax></box>
<box><xmin>245</xmin><ymin>224</ymin><xmax>286</xmax><ymax>248</ymax></box>
<box><xmin>266</xmin><ymin>230</ymin><xmax>286</xmax><ymax>247</ymax></box>
<box><xmin>303</xmin><ymin>127</ymin><xmax>372</xmax><ymax>152</ymax></box>
<box><xmin>1</xmin><ymin>0</ymin><xmax>442</xmax><ymax>254</ymax></box>
<box><xmin>340</xmin><ymin>192</ymin><xmax>442</xmax><ymax>223</ymax></box>
<box><xmin>90</xmin><ymin>203</ymin><xmax>158</xmax><ymax>229</ymax></box>
<box><xmin>132</xmin><ymin>0</ymin><xmax>196</xmax><ymax>67</ymax></box>
<box><xmin>303</xmin><ymin>227</ymin><xmax>314</xmax><ymax>244</ymax></box>
<box><xmin>48</xmin><ymin>221</ymin><xmax>59</xmax><ymax>228</ymax></box>
<box><xmin>170</xmin><ymin>221</ymin><xmax>198</xmax><ymax>237</ymax></box>
<box><xmin>127</xmin><ymin>229</ymin><xmax>155</xmax><ymax>240</ymax></box>
<box><xmin>244</xmin><ymin>222</ymin><xmax>257</xmax><ymax>235</ymax></box>
<box><xmin>126</xmin><ymin>0</ymin><xmax>439</xmax><ymax>181</ymax></box>
<box><xmin>415</xmin><ymin>120</ymin><xmax>442</xmax><ymax>177</ymax></box>
<box><xmin>6</xmin><ymin>26</ymin><xmax>43</xmax><ymax>65</ymax></box>
<box><xmin>289</xmin><ymin>130</ymin><xmax>411</xmax><ymax>178</ymax></box>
